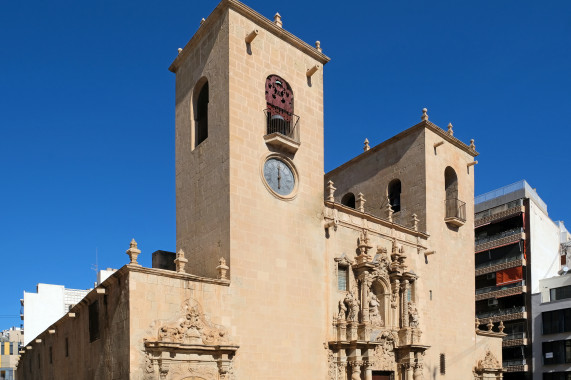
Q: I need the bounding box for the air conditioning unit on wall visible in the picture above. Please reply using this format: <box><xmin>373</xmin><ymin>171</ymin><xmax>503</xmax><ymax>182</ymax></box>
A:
<box><xmin>488</xmin><ymin>299</ymin><xmax>499</xmax><ymax>307</ymax></box>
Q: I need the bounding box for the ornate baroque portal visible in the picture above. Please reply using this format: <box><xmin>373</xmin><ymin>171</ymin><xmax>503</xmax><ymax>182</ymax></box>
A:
<box><xmin>329</xmin><ymin>232</ymin><xmax>428</xmax><ymax>380</ymax></box>
<box><xmin>144</xmin><ymin>299</ymin><xmax>238</xmax><ymax>380</ymax></box>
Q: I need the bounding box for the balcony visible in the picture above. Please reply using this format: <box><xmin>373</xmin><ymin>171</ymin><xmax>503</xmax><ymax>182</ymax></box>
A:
<box><xmin>475</xmin><ymin>205</ymin><xmax>525</xmax><ymax>228</ymax></box>
<box><xmin>445</xmin><ymin>198</ymin><xmax>466</xmax><ymax>227</ymax></box>
<box><xmin>475</xmin><ymin>255</ymin><xmax>526</xmax><ymax>276</ymax></box>
<box><xmin>263</xmin><ymin>109</ymin><xmax>300</xmax><ymax>154</ymax></box>
<box><xmin>475</xmin><ymin>228</ymin><xmax>525</xmax><ymax>253</ymax></box>
<box><xmin>475</xmin><ymin>281</ymin><xmax>526</xmax><ymax>301</ymax></box>
<box><xmin>503</xmin><ymin>358</ymin><xmax>528</xmax><ymax>372</ymax></box>
<box><xmin>476</xmin><ymin>306</ymin><xmax>527</xmax><ymax>323</ymax></box>
<box><xmin>503</xmin><ymin>332</ymin><xmax>528</xmax><ymax>347</ymax></box>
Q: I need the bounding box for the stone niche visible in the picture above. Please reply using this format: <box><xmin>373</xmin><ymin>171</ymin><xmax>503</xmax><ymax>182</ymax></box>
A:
<box><xmin>143</xmin><ymin>298</ymin><xmax>238</xmax><ymax>380</ymax></box>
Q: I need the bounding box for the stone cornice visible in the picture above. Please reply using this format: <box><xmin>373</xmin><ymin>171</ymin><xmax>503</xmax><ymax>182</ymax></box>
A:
<box><xmin>326</xmin><ymin>120</ymin><xmax>478</xmax><ymax>178</ymax></box>
<box><xmin>169</xmin><ymin>0</ymin><xmax>330</xmax><ymax>73</ymax></box>
<box><xmin>324</xmin><ymin>201</ymin><xmax>430</xmax><ymax>241</ymax></box>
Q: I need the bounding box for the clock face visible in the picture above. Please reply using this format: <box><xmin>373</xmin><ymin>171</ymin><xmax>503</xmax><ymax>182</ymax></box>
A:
<box><xmin>263</xmin><ymin>158</ymin><xmax>295</xmax><ymax>196</ymax></box>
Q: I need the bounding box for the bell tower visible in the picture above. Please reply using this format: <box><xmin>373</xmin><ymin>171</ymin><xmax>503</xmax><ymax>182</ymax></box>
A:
<box><xmin>170</xmin><ymin>1</ymin><xmax>330</xmax><ymax>377</ymax></box>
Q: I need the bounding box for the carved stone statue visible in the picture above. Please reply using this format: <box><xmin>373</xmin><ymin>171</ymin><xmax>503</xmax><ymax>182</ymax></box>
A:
<box><xmin>344</xmin><ymin>291</ymin><xmax>360</xmax><ymax>322</ymax></box>
<box><xmin>408</xmin><ymin>301</ymin><xmax>419</xmax><ymax>328</ymax></box>
<box><xmin>368</xmin><ymin>292</ymin><xmax>383</xmax><ymax>326</ymax></box>
<box><xmin>338</xmin><ymin>299</ymin><xmax>347</xmax><ymax>320</ymax></box>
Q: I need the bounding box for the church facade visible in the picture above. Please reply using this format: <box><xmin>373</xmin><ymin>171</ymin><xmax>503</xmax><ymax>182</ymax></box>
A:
<box><xmin>17</xmin><ymin>1</ymin><xmax>504</xmax><ymax>379</ymax></box>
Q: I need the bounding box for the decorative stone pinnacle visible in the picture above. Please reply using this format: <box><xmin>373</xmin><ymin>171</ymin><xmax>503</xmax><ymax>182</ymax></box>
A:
<box><xmin>217</xmin><ymin>257</ymin><xmax>229</xmax><ymax>280</ymax></box>
<box><xmin>411</xmin><ymin>213</ymin><xmax>419</xmax><ymax>231</ymax></box>
<box><xmin>177</xmin><ymin>48</ymin><xmax>182</xmax><ymax>54</ymax></box>
<box><xmin>315</xmin><ymin>41</ymin><xmax>322</xmax><ymax>52</ymax></box>
<box><xmin>126</xmin><ymin>238</ymin><xmax>141</xmax><ymax>266</ymax></box>
<box><xmin>363</xmin><ymin>138</ymin><xmax>370</xmax><ymax>152</ymax></box>
<box><xmin>421</xmin><ymin>108</ymin><xmax>428</xmax><ymax>121</ymax></box>
<box><xmin>200</xmin><ymin>18</ymin><xmax>205</xmax><ymax>25</ymax></box>
<box><xmin>487</xmin><ymin>319</ymin><xmax>494</xmax><ymax>332</ymax></box>
<box><xmin>274</xmin><ymin>13</ymin><xmax>282</xmax><ymax>28</ymax></box>
<box><xmin>475</xmin><ymin>318</ymin><xmax>480</xmax><ymax>331</ymax></box>
<box><xmin>174</xmin><ymin>249</ymin><xmax>188</xmax><ymax>273</ymax></box>
<box><xmin>498</xmin><ymin>320</ymin><xmax>505</xmax><ymax>333</ymax></box>
<box><xmin>385</xmin><ymin>196</ymin><xmax>394</xmax><ymax>222</ymax></box>
<box><xmin>326</xmin><ymin>180</ymin><xmax>336</xmax><ymax>202</ymax></box>
<box><xmin>356</xmin><ymin>192</ymin><xmax>366</xmax><ymax>213</ymax></box>
<box><xmin>470</xmin><ymin>139</ymin><xmax>476</xmax><ymax>150</ymax></box>
<box><xmin>447</xmin><ymin>123</ymin><xmax>453</xmax><ymax>136</ymax></box>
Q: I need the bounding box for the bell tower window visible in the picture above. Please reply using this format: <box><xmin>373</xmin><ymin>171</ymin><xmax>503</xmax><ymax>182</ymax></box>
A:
<box><xmin>341</xmin><ymin>193</ymin><xmax>356</xmax><ymax>209</ymax></box>
<box><xmin>194</xmin><ymin>80</ymin><xmax>209</xmax><ymax>148</ymax></box>
<box><xmin>444</xmin><ymin>166</ymin><xmax>466</xmax><ymax>227</ymax></box>
<box><xmin>388</xmin><ymin>179</ymin><xmax>401</xmax><ymax>213</ymax></box>
<box><xmin>263</xmin><ymin>75</ymin><xmax>300</xmax><ymax>152</ymax></box>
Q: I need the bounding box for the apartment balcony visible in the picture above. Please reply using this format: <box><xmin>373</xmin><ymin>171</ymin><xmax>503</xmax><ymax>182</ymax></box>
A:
<box><xmin>475</xmin><ymin>228</ymin><xmax>525</xmax><ymax>253</ymax></box>
<box><xmin>476</xmin><ymin>306</ymin><xmax>527</xmax><ymax>323</ymax></box>
<box><xmin>263</xmin><ymin>109</ymin><xmax>300</xmax><ymax>154</ymax></box>
<box><xmin>445</xmin><ymin>198</ymin><xmax>466</xmax><ymax>227</ymax></box>
<box><xmin>475</xmin><ymin>281</ymin><xmax>526</xmax><ymax>301</ymax></box>
<box><xmin>475</xmin><ymin>205</ymin><xmax>525</xmax><ymax>228</ymax></box>
<box><xmin>475</xmin><ymin>255</ymin><xmax>526</xmax><ymax>276</ymax></box>
<box><xmin>502</xmin><ymin>332</ymin><xmax>528</xmax><ymax>347</ymax></box>
<box><xmin>503</xmin><ymin>359</ymin><xmax>528</xmax><ymax>372</ymax></box>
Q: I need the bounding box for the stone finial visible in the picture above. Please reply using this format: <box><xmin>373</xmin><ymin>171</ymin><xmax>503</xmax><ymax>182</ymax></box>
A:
<box><xmin>174</xmin><ymin>249</ymin><xmax>188</xmax><ymax>273</ymax></box>
<box><xmin>421</xmin><ymin>108</ymin><xmax>428</xmax><ymax>121</ymax></box>
<box><xmin>177</xmin><ymin>48</ymin><xmax>182</xmax><ymax>54</ymax></box>
<box><xmin>315</xmin><ymin>41</ymin><xmax>322</xmax><ymax>52</ymax></box>
<box><xmin>475</xmin><ymin>318</ymin><xmax>480</xmax><ymax>331</ymax></box>
<box><xmin>216</xmin><ymin>257</ymin><xmax>229</xmax><ymax>279</ymax></box>
<box><xmin>411</xmin><ymin>213</ymin><xmax>419</xmax><ymax>231</ymax></box>
<box><xmin>274</xmin><ymin>13</ymin><xmax>282</xmax><ymax>28</ymax></box>
<box><xmin>498</xmin><ymin>320</ymin><xmax>505</xmax><ymax>333</ymax></box>
<box><xmin>356</xmin><ymin>192</ymin><xmax>366</xmax><ymax>213</ymax></box>
<box><xmin>326</xmin><ymin>180</ymin><xmax>336</xmax><ymax>202</ymax></box>
<box><xmin>126</xmin><ymin>238</ymin><xmax>141</xmax><ymax>266</ymax></box>
<box><xmin>470</xmin><ymin>139</ymin><xmax>476</xmax><ymax>150</ymax></box>
<box><xmin>363</xmin><ymin>138</ymin><xmax>370</xmax><ymax>152</ymax></box>
<box><xmin>447</xmin><ymin>123</ymin><xmax>453</xmax><ymax>136</ymax></box>
<box><xmin>385</xmin><ymin>197</ymin><xmax>394</xmax><ymax>222</ymax></box>
<box><xmin>200</xmin><ymin>18</ymin><xmax>206</xmax><ymax>25</ymax></box>
<box><xmin>487</xmin><ymin>319</ymin><xmax>494</xmax><ymax>332</ymax></box>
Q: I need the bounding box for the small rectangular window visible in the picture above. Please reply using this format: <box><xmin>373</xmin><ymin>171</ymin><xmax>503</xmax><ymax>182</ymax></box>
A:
<box><xmin>49</xmin><ymin>346</ymin><xmax>53</xmax><ymax>364</ymax></box>
<box><xmin>440</xmin><ymin>353</ymin><xmax>446</xmax><ymax>374</ymax></box>
<box><xmin>65</xmin><ymin>337</ymin><xmax>69</xmax><ymax>357</ymax></box>
<box><xmin>89</xmin><ymin>300</ymin><xmax>100</xmax><ymax>342</ymax></box>
<box><xmin>338</xmin><ymin>266</ymin><xmax>347</xmax><ymax>291</ymax></box>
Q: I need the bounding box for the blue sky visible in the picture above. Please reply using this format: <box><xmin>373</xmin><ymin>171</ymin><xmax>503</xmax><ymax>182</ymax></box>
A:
<box><xmin>1</xmin><ymin>0</ymin><xmax>570</xmax><ymax>329</ymax></box>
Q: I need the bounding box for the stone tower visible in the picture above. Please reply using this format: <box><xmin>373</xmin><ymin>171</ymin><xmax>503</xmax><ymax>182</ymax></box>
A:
<box><xmin>170</xmin><ymin>0</ymin><xmax>331</xmax><ymax>377</ymax></box>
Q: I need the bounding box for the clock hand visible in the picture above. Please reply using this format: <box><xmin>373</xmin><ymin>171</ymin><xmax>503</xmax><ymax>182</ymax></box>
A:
<box><xmin>277</xmin><ymin>165</ymin><xmax>282</xmax><ymax>189</ymax></box>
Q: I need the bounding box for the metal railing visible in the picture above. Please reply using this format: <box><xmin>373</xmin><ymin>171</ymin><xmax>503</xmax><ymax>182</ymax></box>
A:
<box><xmin>503</xmin><ymin>332</ymin><xmax>526</xmax><ymax>341</ymax></box>
<box><xmin>475</xmin><ymin>227</ymin><xmax>524</xmax><ymax>246</ymax></box>
<box><xmin>445</xmin><ymin>198</ymin><xmax>466</xmax><ymax>221</ymax></box>
<box><xmin>476</xmin><ymin>306</ymin><xmax>526</xmax><ymax>320</ymax></box>
<box><xmin>264</xmin><ymin>109</ymin><xmax>300</xmax><ymax>143</ymax></box>
<box><xmin>503</xmin><ymin>358</ymin><xmax>526</xmax><ymax>367</ymax></box>
<box><xmin>475</xmin><ymin>280</ymin><xmax>525</xmax><ymax>295</ymax></box>
<box><xmin>475</xmin><ymin>255</ymin><xmax>524</xmax><ymax>270</ymax></box>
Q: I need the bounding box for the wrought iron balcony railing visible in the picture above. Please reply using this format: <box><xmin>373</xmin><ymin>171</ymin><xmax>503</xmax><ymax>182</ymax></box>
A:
<box><xmin>475</xmin><ymin>227</ymin><xmax>524</xmax><ymax>246</ymax></box>
<box><xmin>445</xmin><ymin>198</ymin><xmax>466</xmax><ymax>226</ymax></box>
<box><xmin>475</xmin><ymin>255</ymin><xmax>524</xmax><ymax>270</ymax></box>
<box><xmin>264</xmin><ymin>109</ymin><xmax>300</xmax><ymax>143</ymax></box>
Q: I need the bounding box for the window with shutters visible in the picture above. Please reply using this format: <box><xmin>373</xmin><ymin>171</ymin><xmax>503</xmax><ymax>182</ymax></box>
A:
<box><xmin>338</xmin><ymin>266</ymin><xmax>348</xmax><ymax>291</ymax></box>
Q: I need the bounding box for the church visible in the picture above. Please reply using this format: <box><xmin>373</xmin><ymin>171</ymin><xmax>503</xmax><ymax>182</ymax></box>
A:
<box><xmin>17</xmin><ymin>1</ymin><xmax>504</xmax><ymax>379</ymax></box>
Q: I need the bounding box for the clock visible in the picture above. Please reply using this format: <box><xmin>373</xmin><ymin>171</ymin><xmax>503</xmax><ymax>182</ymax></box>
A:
<box><xmin>262</xmin><ymin>156</ymin><xmax>297</xmax><ymax>198</ymax></box>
